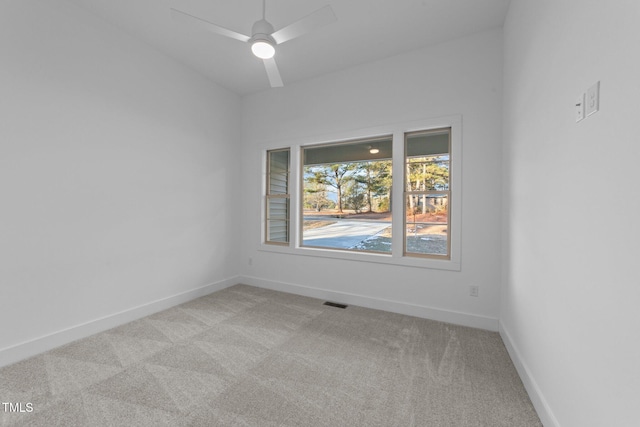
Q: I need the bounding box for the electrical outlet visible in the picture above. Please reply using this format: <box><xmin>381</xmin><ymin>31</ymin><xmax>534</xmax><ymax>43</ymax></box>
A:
<box><xmin>575</xmin><ymin>93</ymin><xmax>585</xmax><ymax>122</ymax></box>
<box><xmin>586</xmin><ymin>81</ymin><xmax>600</xmax><ymax>116</ymax></box>
<box><xmin>248</xmin><ymin>257</ymin><xmax>253</xmax><ymax>266</ymax></box>
<box><xmin>469</xmin><ymin>285</ymin><xmax>479</xmax><ymax>297</ymax></box>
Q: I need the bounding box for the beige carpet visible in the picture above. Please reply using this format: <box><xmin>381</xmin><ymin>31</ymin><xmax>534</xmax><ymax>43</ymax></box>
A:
<box><xmin>0</xmin><ymin>285</ymin><xmax>541</xmax><ymax>426</ymax></box>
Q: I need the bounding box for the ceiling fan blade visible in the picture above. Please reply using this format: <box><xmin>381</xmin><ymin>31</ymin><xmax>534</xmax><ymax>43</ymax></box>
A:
<box><xmin>170</xmin><ymin>8</ymin><xmax>251</xmax><ymax>43</ymax></box>
<box><xmin>263</xmin><ymin>58</ymin><xmax>284</xmax><ymax>88</ymax></box>
<box><xmin>271</xmin><ymin>5</ymin><xmax>337</xmax><ymax>45</ymax></box>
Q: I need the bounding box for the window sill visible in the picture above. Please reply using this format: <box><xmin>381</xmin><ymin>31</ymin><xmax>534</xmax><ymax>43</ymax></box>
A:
<box><xmin>259</xmin><ymin>243</ymin><xmax>461</xmax><ymax>271</ymax></box>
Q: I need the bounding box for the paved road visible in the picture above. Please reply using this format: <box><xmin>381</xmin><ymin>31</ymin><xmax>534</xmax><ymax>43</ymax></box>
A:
<box><xmin>302</xmin><ymin>219</ymin><xmax>390</xmax><ymax>249</ymax></box>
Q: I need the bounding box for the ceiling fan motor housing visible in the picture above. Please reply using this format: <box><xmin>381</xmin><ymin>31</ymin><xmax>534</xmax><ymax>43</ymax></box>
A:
<box><xmin>250</xmin><ymin>19</ymin><xmax>276</xmax><ymax>45</ymax></box>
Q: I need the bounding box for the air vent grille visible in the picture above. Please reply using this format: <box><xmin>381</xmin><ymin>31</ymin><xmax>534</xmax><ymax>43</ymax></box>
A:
<box><xmin>323</xmin><ymin>301</ymin><xmax>347</xmax><ymax>309</ymax></box>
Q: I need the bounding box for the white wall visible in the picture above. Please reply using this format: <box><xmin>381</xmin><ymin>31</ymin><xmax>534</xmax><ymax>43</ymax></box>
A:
<box><xmin>502</xmin><ymin>1</ymin><xmax>640</xmax><ymax>426</ymax></box>
<box><xmin>240</xmin><ymin>29</ymin><xmax>504</xmax><ymax>330</ymax></box>
<box><xmin>0</xmin><ymin>0</ymin><xmax>241</xmax><ymax>365</ymax></box>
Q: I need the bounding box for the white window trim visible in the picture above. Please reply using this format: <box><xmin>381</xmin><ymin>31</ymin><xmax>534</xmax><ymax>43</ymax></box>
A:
<box><xmin>259</xmin><ymin>115</ymin><xmax>462</xmax><ymax>271</ymax></box>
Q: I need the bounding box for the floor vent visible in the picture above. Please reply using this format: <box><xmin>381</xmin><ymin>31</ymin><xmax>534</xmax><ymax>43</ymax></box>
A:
<box><xmin>323</xmin><ymin>301</ymin><xmax>348</xmax><ymax>309</ymax></box>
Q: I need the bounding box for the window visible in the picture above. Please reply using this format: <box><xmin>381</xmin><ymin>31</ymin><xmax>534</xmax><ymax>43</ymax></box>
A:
<box><xmin>404</xmin><ymin>128</ymin><xmax>451</xmax><ymax>259</ymax></box>
<box><xmin>301</xmin><ymin>137</ymin><xmax>392</xmax><ymax>252</ymax></box>
<box><xmin>265</xmin><ymin>149</ymin><xmax>290</xmax><ymax>244</ymax></box>
<box><xmin>261</xmin><ymin>116</ymin><xmax>461</xmax><ymax>270</ymax></box>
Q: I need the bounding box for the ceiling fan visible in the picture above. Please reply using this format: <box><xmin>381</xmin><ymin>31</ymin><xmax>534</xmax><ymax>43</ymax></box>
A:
<box><xmin>170</xmin><ymin>0</ymin><xmax>337</xmax><ymax>88</ymax></box>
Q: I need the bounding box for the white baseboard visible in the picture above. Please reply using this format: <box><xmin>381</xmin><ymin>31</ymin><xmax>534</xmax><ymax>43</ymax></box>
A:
<box><xmin>239</xmin><ymin>275</ymin><xmax>499</xmax><ymax>331</ymax></box>
<box><xmin>499</xmin><ymin>321</ymin><xmax>560</xmax><ymax>427</ymax></box>
<box><xmin>0</xmin><ymin>276</ymin><xmax>239</xmax><ymax>368</ymax></box>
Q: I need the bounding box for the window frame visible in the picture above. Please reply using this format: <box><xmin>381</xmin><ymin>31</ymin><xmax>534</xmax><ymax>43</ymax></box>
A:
<box><xmin>300</xmin><ymin>135</ymin><xmax>393</xmax><ymax>254</ymax></box>
<box><xmin>404</xmin><ymin>128</ymin><xmax>452</xmax><ymax>259</ymax></box>
<box><xmin>265</xmin><ymin>148</ymin><xmax>291</xmax><ymax>246</ymax></box>
<box><xmin>259</xmin><ymin>115</ymin><xmax>462</xmax><ymax>271</ymax></box>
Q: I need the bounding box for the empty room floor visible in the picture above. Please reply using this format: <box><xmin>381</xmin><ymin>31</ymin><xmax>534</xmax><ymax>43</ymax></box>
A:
<box><xmin>0</xmin><ymin>285</ymin><xmax>541</xmax><ymax>426</ymax></box>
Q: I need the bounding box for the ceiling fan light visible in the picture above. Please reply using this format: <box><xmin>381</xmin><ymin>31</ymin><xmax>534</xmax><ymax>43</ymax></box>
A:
<box><xmin>251</xmin><ymin>40</ymin><xmax>275</xmax><ymax>59</ymax></box>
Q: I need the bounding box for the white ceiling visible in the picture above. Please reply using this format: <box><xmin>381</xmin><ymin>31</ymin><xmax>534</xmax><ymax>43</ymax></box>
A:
<box><xmin>69</xmin><ymin>0</ymin><xmax>511</xmax><ymax>95</ymax></box>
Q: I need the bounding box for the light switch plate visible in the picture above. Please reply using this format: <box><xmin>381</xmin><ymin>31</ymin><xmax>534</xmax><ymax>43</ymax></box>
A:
<box><xmin>586</xmin><ymin>81</ymin><xmax>600</xmax><ymax>116</ymax></box>
<box><xmin>576</xmin><ymin>93</ymin><xmax>585</xmax><ymax>122</ymax></box>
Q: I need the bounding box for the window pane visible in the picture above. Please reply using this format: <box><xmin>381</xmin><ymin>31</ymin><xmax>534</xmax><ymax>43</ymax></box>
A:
<box><xmin>405</xmin><ymin>128</ymin><xmax>451</xmax><ymax>258</ymax></box>
<box><xmin>406</xmin><ymin>129</ymin><xmax>449</xmax><ymax>157</ymax></box>
<box><xmin>406</xmin><ymin>155</ymin><xmax>449</xmax><ymax>190</ymax></box>
<box><xmin>269</xmin><ymin>150</ymin><xmax>289</xmax><ymax>195</ymax></box>
<box><xmin>266</xmin><ymin>149</ymin><xmax>290</xmax><ymax>244</ymax></box>
<box><xmin>267</xmin><ymin>198</ymin><xmax>289</xmax><ymax>221</ymax></box>
<box><xmin>405</xmin><ymin>194</ymin><xmax>448</xmax><ymax>256</ymax></box>
<box><xmin>302</xmin><ymin>137</ymin><xmax>392</xmax><ymax>253</ymax></box>
<box><xmin>302</xmin><ymin>215</ymin><xmax>392</xmax><ymax>252</ymax></box>
<box><xmin>267</xmin><ymin>220</ymin><xmax>289</xmax><ymax>243</ymax></box>
<box><xmin>267</xmin><ymin>198</ymin><xmax>289</xmax><ymax>242</ymax></box>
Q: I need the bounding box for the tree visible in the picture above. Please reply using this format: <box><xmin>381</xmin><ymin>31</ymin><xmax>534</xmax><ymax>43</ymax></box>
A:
<box><xmin>307</xmin><ymin>164</ymin><xmax>355</xmax><ymax>213</ymax></box>
<box><xmin>406</xmin><ymin>156</ymin><xmax>449</xmax><ymax>213</ymax></box>
<box><xmin>355</xmin><ymin>161</ymin><xmax>392</xmax><ymax>212</ymax></box>
<box><xmin>344</xmin><ymin>179</ymin><xmax>366</xmax><ymax>213</ymax></box>
<box><xmin>304</xmin><ymin>180</ymin><xmax>331</xmax><ymax>211</ymax></box>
